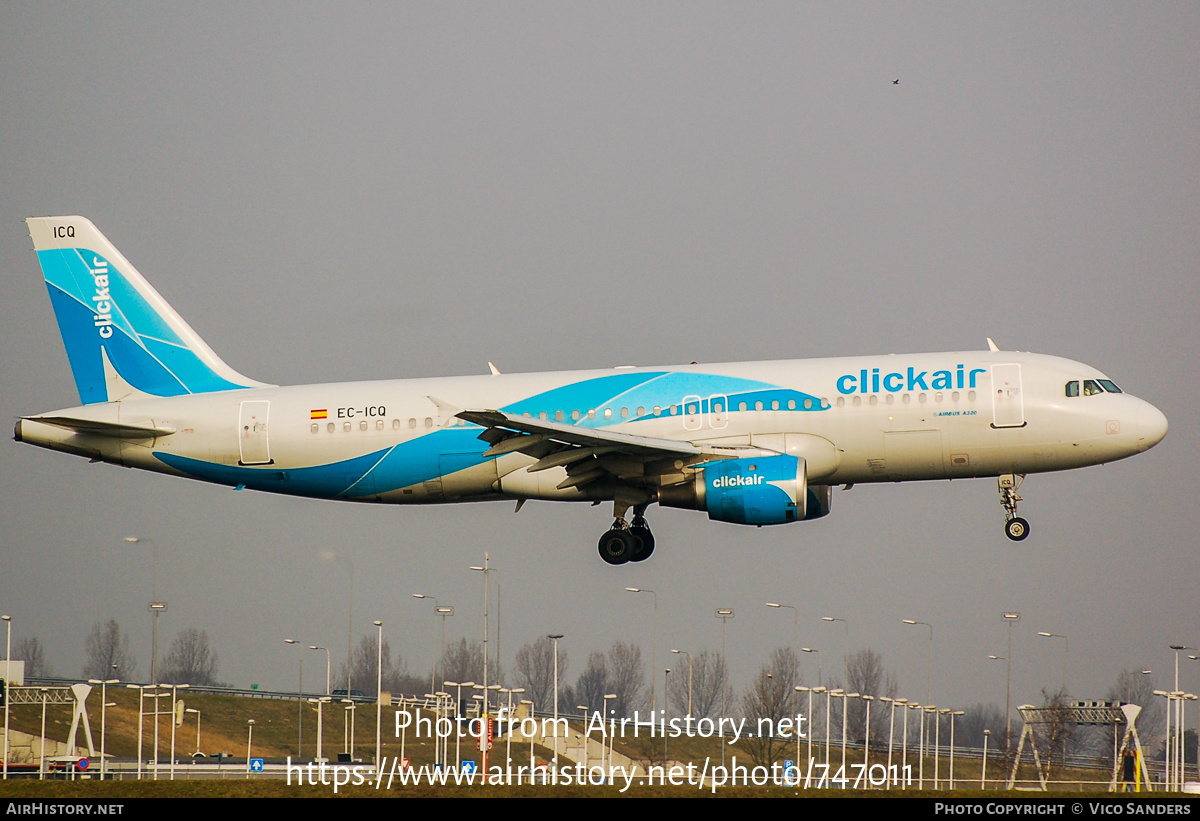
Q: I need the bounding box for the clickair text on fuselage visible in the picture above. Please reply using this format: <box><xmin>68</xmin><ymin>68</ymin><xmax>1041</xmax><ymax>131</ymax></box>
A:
<box><xmin>836</xmin><ymin>365</ymin><xmax>987</xmax><ymax>395</ymax></box>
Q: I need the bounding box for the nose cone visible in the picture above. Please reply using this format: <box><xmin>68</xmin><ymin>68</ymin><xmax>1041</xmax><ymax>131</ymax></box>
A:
<box><xmin>1136</xmin><ymin>401</ymin><xmax>1168</xmax><ymax>452</ymax></box>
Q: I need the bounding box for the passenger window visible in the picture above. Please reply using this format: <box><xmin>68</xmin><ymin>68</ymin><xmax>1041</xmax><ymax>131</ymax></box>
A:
<box><xmin>392</xmin><ymin>419</ymin><xmax>400</xmax><ymax>430</ymax></box>
<box><xmin>837</xmin><ymin>397</ymin><xmax>845</xmax><ymax>407</ymax></box>
<box><xmin>636</xmin><ymin>406</ymin><xmax>645</xmax><ymax>417</ymax></box>
<box><xmin>739</xmin><ymin>402</ymin><xmax>747</xmax><ymax>412</ymax></box>
<box><xmin>310</xmin><ymin>423</ymin><xmax>319</xmax><ymax>434</ymax></box>
<box><xmin>852</xmin><ymin>396</ymin><xmax>861</xmax><ymax>407</ymax></box>
<box><xmin>1065</xmin><ymin>381</ymin><xmax>1080</xmax><ymax>397</ymax></box>
<box><xmin>556</xmin><ymin>410</ymin><xmax>564</xmax><ymax>421</ymax></box>
<box><xmin>868</xmin><ymin>395</ymin><xmax>878</xmax><ymax>406</ymax></box>
<box><xmin>604</xmin><ymin>408</ymin><xmax>612</xmax><ymax>418</ymax></box>
<box><xmin>376</xmin><ymin>420</ymin><xmax>384</xmax><ymax>431</ymax></box>
<box><xmin>360</xmin><ymin>420</ymin><xmax>368</xmax><ymax>431</ymax></box>
<box><xmin>571</xmin><ymin>410</ymin><xmax>581</xmax><ymax>421</ymax></box>
<box><xmin>754</xmin><ymin>401</ymin><xmax>763</xmax><ymax>411</ymax></box>
<box><xmin>424</xmin><ymin>417</ymin><xmax>433</xmax><ymax>428</ymax></box>
<box><xmin>539</xmin><ymin>411</ymin><xmax>548</xmax><ymax>420</ymax></box>
<box><xmin>588</xmin><ymin>409</ymin><xmax>596</xmax><ymax>419</ymax></box>
<box><xmin>771</xmin><ymin>400</ymin><xmax>779</xmax><ymax>410</ymax></box>
<box><xmin>788</xmin><ymin>399</ymin><xmax>796</xmax><ymax>410</ymax></box>
<box><xmin>343</xmin><ymin>422</ymin><xmax>351</xmax><ymax>432</ymax></box>
<box><xmin>1083</xmin><ymin>380</ymin><xmax>1103</xmax><ymax>396</ymax></box>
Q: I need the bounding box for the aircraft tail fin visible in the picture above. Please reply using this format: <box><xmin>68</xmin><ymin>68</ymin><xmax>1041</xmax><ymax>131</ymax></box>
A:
<box><xmin>26</xmin><ymin>216</ymin><xmax>271</xmax><ymax>405</ymax></box>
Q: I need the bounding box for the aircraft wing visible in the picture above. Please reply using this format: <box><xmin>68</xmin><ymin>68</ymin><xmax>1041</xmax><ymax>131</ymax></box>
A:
<box><xmin>458</xmin><ymin>409</ymin><xmax>771</xmax><ymax>492</ymax></box>
<box><xmin>458</xmin><ymin>410</ymin><xmax>702</xmax><ymax>457</ymax></box>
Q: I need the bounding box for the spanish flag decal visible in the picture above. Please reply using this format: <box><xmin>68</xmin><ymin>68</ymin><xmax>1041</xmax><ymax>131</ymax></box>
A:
<box><xmin>310</xmin><ymin>409</ymin><xmax>328</xmax><ymax>419</ymax></box>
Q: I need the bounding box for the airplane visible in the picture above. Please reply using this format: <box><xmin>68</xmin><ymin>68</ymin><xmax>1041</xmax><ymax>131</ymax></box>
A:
<box><xmin>16</xmin><ymin>216</ymin><xmax>1168</xmax><ymax>566</ymax></box>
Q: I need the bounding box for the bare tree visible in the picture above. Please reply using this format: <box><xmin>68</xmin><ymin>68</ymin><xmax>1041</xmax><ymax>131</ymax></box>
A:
<box><xmin>1107</xmin><ymin>668</ymin><xmax>1164</xmax><ymax>750</ymax></box>
<box><xmin>16</xmin><ymin>637</ymin><xmax>52</xmax><ymax>678</ymax></box>
<box><xmin>844</xmin><ymin>648</ymin><xmax>898</xmax><ymax>741</ymax></box>
<box><xmin>568</xmin><ymin>651</ymin><xmax>609</xmax><ymax>715</ymax></box>
<box><xmin>440</xmin><ymin>638</ymin><xmax>503</xmax><ymax>687</ymax></box>
<box><xmin>1034</xmin><ymin>687</ymin><xmax>1077</xmax><ymax>780</ymax></box>
<box><xmin>160</xmin><ymin>628</ymin><xmax>219</xmax><ymax>686</ymax></box>
<box><xmin>958</xmin><ymin>702</ymin><xmax>1006</xmax><ymax>749</ymax></box>
<box><xmin>606</xmin><ymin>641</ymin><xmax>646</xmax><ymax>718</ymax></box>
<box><xmin>741</xmin><ymin>647</ymin><xmax>800</xmax><ymax>764</ymax></box>
<box><xmin>513</xmin><ymin>636</ymin><xmax>567</xmax><ymax>710</ymax></box>
<box><xmin>336</xmin><ymin>633</ymin><xmax>422</xmax><ymax>697</ymax></box>
<box><xmin>83</xmin><ymin>620</ymin><xmax>137</xmax><ymax>680</ymax></box>
<box><xmin>667</xmin><ymin>650</ymin><xmax>733</xmax><ymax>720</ymax></box>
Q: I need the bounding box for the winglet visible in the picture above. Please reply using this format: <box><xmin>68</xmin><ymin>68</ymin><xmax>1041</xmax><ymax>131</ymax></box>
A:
<box><xmin>488</xmin><ymin>362</ymin><xmax>502</xmax><ymax>375</ymax></box>
<box><xmin>987</xmin><ymin>338</ymin><xmax>1000</xmax><ymax>352</ymax></box>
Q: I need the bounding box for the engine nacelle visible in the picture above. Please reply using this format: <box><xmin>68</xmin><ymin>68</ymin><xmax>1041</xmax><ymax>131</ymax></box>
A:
<box><xmin>660</xmin><ymin>454</ymin><xmax>811</xmax><ymax>525</ymax></box>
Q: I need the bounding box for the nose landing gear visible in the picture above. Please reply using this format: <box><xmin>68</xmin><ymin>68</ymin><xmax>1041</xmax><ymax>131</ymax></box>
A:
<box><xmin>999</xmin><ymin>474</ymin><xmax>1030</xmax><ymax>541</ymax></box>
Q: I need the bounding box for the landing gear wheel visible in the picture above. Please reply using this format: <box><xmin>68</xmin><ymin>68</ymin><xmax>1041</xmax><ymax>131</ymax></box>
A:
<box><xmin>1005</xmin><ymin>517</ymin><xmax>1030</xmax><ymax>542</ymax></box>
<box><xmin>629</xmin><ymin>524</ymin><xmax>655</xmax><ymax>562</ymax></box>
<box><xmin>598</xmin><ymin>529</ymin><xmax>636</xmax><ymax>565</ymax></box>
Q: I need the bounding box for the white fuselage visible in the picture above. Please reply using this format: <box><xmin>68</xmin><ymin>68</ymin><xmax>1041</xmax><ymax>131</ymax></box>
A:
<box><xmin>17</xmin><ymin>350</ymin><xmax>1167</xmax><ymax>506</ymax></box>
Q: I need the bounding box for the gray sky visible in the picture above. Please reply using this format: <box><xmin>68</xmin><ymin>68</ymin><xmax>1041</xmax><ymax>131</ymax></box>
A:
<box><xmin>2</xmin><ymin>3</ymin><xmax>1198</xmax><ymax>715</ymax></box>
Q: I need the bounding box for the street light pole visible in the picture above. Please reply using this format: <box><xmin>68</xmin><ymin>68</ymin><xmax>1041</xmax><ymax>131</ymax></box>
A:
<box><xmin>88</xmin><ymin>677</ymin><xmax>120</xmax><ymax>780</ymax></box>
<box><xmin>1037</xmin><ymin>631</ymin><xmax>1069</xmax><ymax>692</ymax></box>
<box><xmin>801</xmin><ymin>647</ymin><xmax>822</xmax><ymax>687</ymax></box>
<box><xmin>671</xmin><ymin>650</ymin><xmax>693</xmax><ymax>717</ymax></box>
<box><xmin>1002</xmin><ymin>613</ymin><xmax>1021</xmax><ymax>752</ymax></box>
<box><xmin>125</xmin><ymin>537</ymin><xmax>165</xmax><ymax>685</ymax></box>
<box><xmin>3</xmin><ymin>614</ymin><xmax>11</xmax><ymax>781</ymax></box>
<box><xmin>548</xmin><ymin>634</ymin><xmax>563</xmax><ymax>763</ymax></box>
<box><xmin>374</xmin><ymin>620</ymin><xmax>383</xmax><ymax>771</ymax></box>
<box><xmin>245</xmin><ymin>719</ymin><xmax>255</xmax><ymax>778</ymax></box>
<box><xmin>284</xmin><ymin>639</ymin><xmax>305</xmax><ymax>756</ymax></box>
<box><xmin>626</xmin><ymin>588</ymin><xmax>658</xmax><ymax>715</ymax></box>
<box><xmin>821</xmin><ymin>616</ymin><xmax>849</xmax><ymax>680</ymax></box>
<box><xmin>901</xmin><ymin>619</ymin><xmax>933</xmax><ymax>707</ymax></box>
<box><xmin>310</xmin><ymin>645</ymin><xmax>331</xmax><ymax>695</ymax></box>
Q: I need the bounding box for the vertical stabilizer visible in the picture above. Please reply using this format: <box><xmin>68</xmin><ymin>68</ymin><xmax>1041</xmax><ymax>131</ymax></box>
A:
<box><xmin>27</xmin><ymin>216</ymin><xmax>271</xmax><ymax>404</ymax></box>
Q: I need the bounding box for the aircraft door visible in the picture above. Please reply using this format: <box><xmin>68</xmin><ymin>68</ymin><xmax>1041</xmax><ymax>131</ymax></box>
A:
<box><xmin>682</xmin><ymin>395</ymin><xmax>703</xmax><ymax>431</ymax></box>
<box><xmin>990</xmin><ymin>364</ymin><xmax>1025</xmax><ymax>428</ymax></box>
<box><xmin>708</xmin><ymin>394</ymin><xmax>729</xmax><ymax>429</ymax></box>
<box><xmin>238</xmin><ymin>400</ymin><xmax>272</xmax><ymax>465</ymax></box>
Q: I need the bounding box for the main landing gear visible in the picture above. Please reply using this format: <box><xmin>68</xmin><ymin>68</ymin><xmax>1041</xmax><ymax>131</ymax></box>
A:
<box><xmin>597</xmin><ymin>504</ymin><xmax>655</xmax><ymax>565</ymax></box>
<box><xmin>999</xmin><ymin>473</ymin><xmax>1030</xmax><ymax>541</ymax></box>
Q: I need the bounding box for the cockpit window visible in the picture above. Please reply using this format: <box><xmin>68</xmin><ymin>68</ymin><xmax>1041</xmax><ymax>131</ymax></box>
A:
<box><xmin>1082</xmin><ymin>380</ymin><xmax>1104</xmax><ymax>396</ymax></box>
<box><xmin>1065</xmin><ymin>381</ymin><xmax>1080</xmax><ymax>397</ymax></box>
<box><xmin>1097</xmin><ymin>379</ymin><xmax>1122</xmax><ymax>393</ymax></box>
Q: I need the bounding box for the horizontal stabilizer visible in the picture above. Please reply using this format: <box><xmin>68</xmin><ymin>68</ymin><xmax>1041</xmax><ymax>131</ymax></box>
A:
<box><xmin>19</xmin><ymin>415</ymin><xmax>175</xmax><ymax>439</ymax></box>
